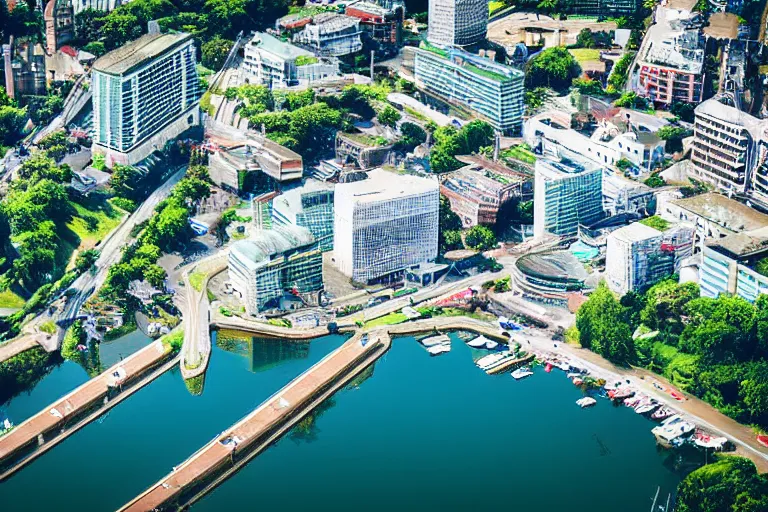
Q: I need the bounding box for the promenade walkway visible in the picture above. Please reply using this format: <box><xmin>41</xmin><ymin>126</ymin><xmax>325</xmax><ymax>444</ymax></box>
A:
<box><xmin>0</xmin><ymin>338</ymin><xmax>176</xmax><ymax>479</ymax></box>
<box><xmin>120</xmin><ymin>331</ymin><xmax>390</xmax><ymax>512</ymax></box>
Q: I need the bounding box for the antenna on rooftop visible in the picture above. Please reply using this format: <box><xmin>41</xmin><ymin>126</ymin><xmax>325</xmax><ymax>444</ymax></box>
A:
<box><xmin>370</xmin><ymin>50</ymin><xmax>374</xmax><ymax>82</ymax></box>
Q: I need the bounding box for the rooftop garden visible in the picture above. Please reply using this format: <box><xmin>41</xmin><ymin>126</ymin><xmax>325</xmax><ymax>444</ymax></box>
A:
<box><xmin>341</xmin><ymin>132</ymin><xmax>390</xmax><ymax>147</ymax></box>
<box><xmin>295</xmin><ymin>55</ymin><xmax>319</xmax><ymax>66</ymax></box>
<box><xmin>501</xmin><ymin>144</ymin><xmax>537</xmax><ymax>165</ymax></box>
<box><xmin>463</xmin><ymin>63</ymin><xmax>507</xmax><ymax>82</ymax></box>
<box><xmin>639</xmin><ymin>215</ymin><xmax>670</xmax><ymax>231</ymax></box>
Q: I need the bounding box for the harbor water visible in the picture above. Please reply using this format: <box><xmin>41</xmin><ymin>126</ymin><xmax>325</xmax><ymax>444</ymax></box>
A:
<box><xmin>2</xmin><ymin>332</ymin><xmax>699</xmax><ymax>511</ymax></box>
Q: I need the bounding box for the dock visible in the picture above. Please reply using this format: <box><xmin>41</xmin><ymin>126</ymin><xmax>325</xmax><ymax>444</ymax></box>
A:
<box><xmin>486</xmin><ymin>353</ymin><xmax>535</xmax><ymax>375</ymax></box>
<box><xmin>0</xmin><ymin>338</ymin><xmax>177</xmax><ymax>480</ymax></box>
<box><xmin>119</xmin><ymin>330</ymin><xmax>391</xmax><ymax>512</ymax></box>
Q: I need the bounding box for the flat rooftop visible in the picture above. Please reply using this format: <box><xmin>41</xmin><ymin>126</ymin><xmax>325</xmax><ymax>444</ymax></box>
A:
<box><xmin>672</xmin><ymin>193</ymin><xmax>768</xmax><ymax>232</ymax></box>
<box><xmin>610</xmin><ymin>222</ymin><xmax>662</xmax><ymax>243</ymax></box>
<box><xmin>703</xmin><ymin>12</ymin><xmax>739</xmax><ymax>40</ymax></box>
<box><xmin>695</xmin><ymin>98</ymin><xmax>762</xmax><ymax>132</ymax></box>
<box><xmin>337</xmin><ymin>168</ymin><xmax>438</xmax><ymax>204</ymax></box>
<box><xmin>516</xmin><ymin>250</ymin><xmax>589</xmax><ymax>283</ymax></box>
<box><xmin>707</xmin><ymin>226</ymin><xmax>768</xmax><ymax>258</ymax></box>
<box><xmin>93</xmin><ymin>32</ymin><xmax>191</xmax><ymax>76</ymax></box>
<box><xmin>248</xmin><ymin>32</ymin><xmax>312</xmax><ymax>61</ymax></box>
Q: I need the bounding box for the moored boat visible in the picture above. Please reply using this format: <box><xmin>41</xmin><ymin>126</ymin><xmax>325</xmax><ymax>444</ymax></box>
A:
<box><xmin>635</xmin><ymin>401</ymin><xmax>659</xmax><ymax>415</ymax></box>
<box><xmin>651</xmin><ymin>407</ymin><xmax>674</xmax><ymax>421</ymax></box>
<box><xmin>652</xmin><ymin>415</ymin><xmax>695</xmax><ymax>446</ymax></box>
<box><xmin>693</xmin><ymin>431</ymin><xmax>727</xmax><ymax>450</ymax></box>
<box><xmin>576</xmin><ymin>397</ymin><xmax>597</xmax><ymax>408</ymax></box>
<box><xmin>466</xmin><ymin>335</ymin><xmax>498</xmax><ymax>350</ymax></box>
<box><xmin>572</xmin><ymin>378</ymin><xmax>584</xmax><ymax>386</ymax></box>
<box><xmin>758</xmin><ymin>435</ymin><xmax>768</xmax><ymax>448</ymax></box>
<box><xmin>511</xmin><ymin>367</ymin><xmax>533</xmax><ymax>380</ymax></box>
<box><xmin>610</xmin><ymin>388</ymin><xmax>635</xmax><ymax>401</ymax></box>
<box><xmin>421</xmin><ymin>334</ymin><xmax>450</xmax><ymax>348</ymax></box>
<box><xmin>0</xmin><ymin>417</ymin><xmax>13</xmax><ymax>436</ymax></box>
<box><xmin>476</xmin><ymin>353</ymin><xmax>506</xmax><ymax>370</ymax></box>
<box><xmin>427</xmin><ymin>344</ymin><xmax>451</xmax><ymax>356</ymax></box>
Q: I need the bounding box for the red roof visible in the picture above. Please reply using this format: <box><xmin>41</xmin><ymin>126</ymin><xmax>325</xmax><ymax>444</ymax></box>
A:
<box><xmin>60</xmin><ymin>45</ymin><xmax>78</xmax><ymax>58</ymax></box>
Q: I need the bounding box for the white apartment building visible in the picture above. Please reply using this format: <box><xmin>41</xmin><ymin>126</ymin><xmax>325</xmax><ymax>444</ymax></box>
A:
<box><xmin>606</xmin><ymin>223</ymin><xmax>665</xmax><ymax>295</ymax></box>
<box><xmin>91</xmin><ymin>32</ymin><xmax>200</xmax><ymax>166</ymax></box>
<box><xmin>293</xmin><ymin>13</ymin><xmax>363</xmax><ymax>57</ymax></box>
<box><xmin>334</xmin><ymin>169</ymin><xmax>439</xmax><ymax>284</ymax></box>
<box><xmin>243</xmin><ymin>32</ymin><xmax>339</xmax><ymax>88</ymax></box>
<box><xmin>427</xmin><ymin>0</ymin><xmax>487</xmax><ymax>47</ymax></box>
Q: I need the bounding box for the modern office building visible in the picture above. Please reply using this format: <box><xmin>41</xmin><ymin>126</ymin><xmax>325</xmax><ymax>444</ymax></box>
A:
<box><xmin>414</xmin><ymin>44</ymin><xmax>525</xmax><ymax>135</ymax></box>
<box><xmin>293</xmin><ymin>13</ymin><xmax>363</xmax><ymax>57</ymax></box>
<box><xmin>533</xmin><ymin>156</ymin><xmax>604</xmax><ymax>238</ymax></box>
<box><xmin>208</xmin><ymin>135</ymin><xmax>303</xmax><ymax>191</ymax></box>
<box><xmin>272</xmin><ymin>180</ymin><xmax>335</xmax><ymax>252</ymax></box>
<box><xmin>427</xmin><ymin>0</ymin><xmax>487</xmax><ymax>47</ymax></box>
<box><xmin>345</xmin><ymin>1</ymin><xmax>404</xmax><ymax>47</ymax></box>
<box><xmin>633</xmin><ymin>8</ymin><xmax>705</xmax><ymax>106</ymax></box>
<box><xmin>91</xmin><ymin>32</ymin><xmax>200</xmax><ymax>166</ymax></box>
<box><xmin>440</xmin><ymin>164</ymin><xmax>519</xmax><ymax>227</ymax></box>
<box><xmin>228</xmin><ymin>225</ymin><xmax>323</xmax><ymax>314</ymax></box>
<box><xmin>242</xmin><ymin>32</ymin><xmax>339</xmax><ymax>88</ymax></box>
<box><xmin>334</xmin><ymin>169</ymin><xmax>439</xmax><ymax>284</ymax></box>
<box><xmin>700</xmin><ymin>227</ymin><xmax>768</xmax><ymax>301</ymax></box>
<box><xmin>689</xmin><ymin>98</ymin><xmax>762</xmax><ymax>195</ymax></box>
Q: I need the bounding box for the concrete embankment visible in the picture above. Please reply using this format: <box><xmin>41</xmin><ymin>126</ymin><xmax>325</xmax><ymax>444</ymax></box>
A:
<box><xmin>119</xmin><ymin>331</ymin><xmax>391</xmax><ymax>512</ymax></box>
<box><xmin>0</xmin><ymin>339</ymin><xmax>178</xmax><ymax>480</ymax></box>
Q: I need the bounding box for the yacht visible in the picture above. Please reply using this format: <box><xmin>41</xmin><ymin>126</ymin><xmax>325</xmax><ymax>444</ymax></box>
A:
<box><xmin>652</xmin><ymin>415</ymin><xmax>695</xmax><ymax>446</ymax></box>
<box><xmin>576</xmin><ymin>397</ymin><xmax>597</xmax><ymax>408</ymax></box>
<box><xmin>511</xmin><ymin>367</ymin><xmax>533</xmax><ymax>380</ymax></box>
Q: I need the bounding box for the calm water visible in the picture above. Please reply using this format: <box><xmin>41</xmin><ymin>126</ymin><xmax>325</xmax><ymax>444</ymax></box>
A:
<box><xmin>1</xmin><ymin>332</ymin><xmax>698</xmax><ymax>511</ymax></box>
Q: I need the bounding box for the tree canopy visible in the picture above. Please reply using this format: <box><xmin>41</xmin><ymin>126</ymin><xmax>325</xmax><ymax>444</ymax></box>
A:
<box><xmin>525</xmin><ymin>47</ymin><xmax>581</xmax><ymax>91</ymax></box>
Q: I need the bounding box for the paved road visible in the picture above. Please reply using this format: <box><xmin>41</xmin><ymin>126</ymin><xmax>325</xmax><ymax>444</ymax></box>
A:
<box><xmin>58</xmin><ymin>168</ymin><xmax>187</xmax><ymax>325</ymax></box>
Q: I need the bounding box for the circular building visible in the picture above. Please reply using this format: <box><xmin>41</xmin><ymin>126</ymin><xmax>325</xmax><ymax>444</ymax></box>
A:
<box><xmin>512</xmin><ymin>250</ymin><xmax>591</xmax><ymax>306</ymax></box>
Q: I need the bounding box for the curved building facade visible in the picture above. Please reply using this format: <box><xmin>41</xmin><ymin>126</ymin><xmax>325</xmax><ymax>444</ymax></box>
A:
<box><xmin>511</xmin><ymin>250</ymin><xmax>590</xmax><ymax>306</ymax></box>
<box><xmin>427</xmin><ymin>0</ymin><xmax>487</xmax><ymax>47</ymax></box>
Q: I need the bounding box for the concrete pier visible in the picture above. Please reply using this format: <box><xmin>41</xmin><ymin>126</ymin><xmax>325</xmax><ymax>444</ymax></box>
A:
<box><xmin>119</xmin><ymin>331</ymin><xmax>391</xmax><ymax>512</ymax></box>
<box><xmin>0</xmin><ymin>339</ymin><xmax>177</xmax><ymax>480</ymax></box>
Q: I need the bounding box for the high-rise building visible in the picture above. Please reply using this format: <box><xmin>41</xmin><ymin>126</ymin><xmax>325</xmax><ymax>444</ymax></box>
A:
<box><xmin>427</xmin><ymin>0</ymin><xmax>487</xmax><ymax>47</ymax></box>
<box><xmin>533</xmin><ymin>157</ymin><xmax>604</xmax><ymax>238</ymax></box>
<box><xmin>91</xmin><ymin>32</ymin><xmax>201</xmax><ymax>166</ymax></box>
<box><xmin>293</xmin><ymin>13</ymin><xmax>364</xmax><ymax>56</ymax></box>
<box><xmin>414</xmin><ymin>44</ymin><xmax>524</xmax><ymax>135</ymax></box>
<box><xmin>334</xmin><ymin>169</ymin><xmax>439</xmax><ymax>284</ymax></box>
<box><xmin>228</xmin><ymin>225</ymin><xmax>323</xmax><ymax>314</ymax></box>
<box><xmin>700</xmin><ymin>228</ymin><xmax>768</xmax><ymax>301</ymax></box>
<box><xmin>689</xmin><ymin>99</ymin><xmax>761</xmax><ymax>195</ymax></box>
<box><xmin>272</xmin><ymin>181</ymin><xmax>335</xmax><ymax>252</ymax></box>
<box><xmin>440</xmin><ymin>163</ymin><xmax>519</xmax><ymax>227</ymax></box>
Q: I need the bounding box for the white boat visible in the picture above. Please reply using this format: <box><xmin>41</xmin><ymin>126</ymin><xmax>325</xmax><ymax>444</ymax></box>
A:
<box><xmin>475</xmin><ymin>353</ymin><xmax>506</xmax><ymax>369</ymax></box>
<box><xmin>558</xmin><ymin>362</ymin><xmax>571</xmax><ymax>372</ymax></box>
<box><xmin>693</xmin><ymin>432</ymin><xmax>728</xmax><ymax>450</ymax></box>
<box><xmin>467</xmin><ymin>335</ymin><xmax>498</xmax><ymax>350</ymax></box>
<box><xmin>652</xmin><ymin>416</ymin><xmax>695</xmax><ymax>445</ymax></box>
<box><xmin>567</xmin><ymin>372</ymin><xmax>583</xmax><ymax>379</ymax></box>
<box><xmin>511</xmin><ymin>368</ymin><xmax>533</xmax><ymax>380</ymax></box>
<box><xmin>576</xmin><ymin>397</ymin><xmax>597</xmax><ymax>408</ymax></box>
<box><xmin>482</xmin><ymin>353</ymin><xmax>516</xmax><ymax>372</ymax></box>
<box><xmin>427</xmin><ymin>344</ymin><xmax>451</xmax><ymax>356</ymax></box>
<box><xmin>421</xmin><ymin>334</ymin><xmax>450</xmax><ymax>348</ymax></box>
<box><xmin>635</xmin><ymin>401</ymin><xmax>659</xmax><ymax>415</ymax></box>
<box><xmin>0</xmin><ymin>418</ymin><xmax>13</xmax><ymax>436</ymax></box>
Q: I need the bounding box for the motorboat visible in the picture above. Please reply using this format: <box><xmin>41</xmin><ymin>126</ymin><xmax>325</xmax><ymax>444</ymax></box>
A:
<box><xmin>573</xmin><ymin>377</ymin><xmax>584</xmax><ymax>386</ymax></box>
<box><xmin>498</xmin><ymin>317</ymin><xmax>523</xmax><ymax>331</ymax></box>
<box><xmin>511</xmin><ymin>367</ymin><xmax>534</xmax><ymax>380</ymax></box>
<box><xmin>421</xmin><ymin>334</ymin><xmax>450</xmax><ymax>348</ymax></box>
<box><xmin>757</xmin><ymin>435</ymin><xmax>768</xmax><ymax>448</ymax></box>
<box><xmin>576</xmin><ymin>397</ymin><xmax>597</xmax><ymax>408</ymax></box>
<box><xmin>635</xmin><ymin>401</ymin><xmax>659</xmax><ymax>415</ymax></box>
<box><xmin>652</xmin><ymin>407</ymin><xmax>675</xmax><ymax>421</ymax></box>
<box><xmin>427</xmin><ymin>344</ymin><xmax>451</xmax><ymax>356</ymax></box>
<box><xmin>466</xmin><ymin>335</ymin><xmax>498</xmax><ymax>350</ymax></box>
<box><xmin>558</xmin><ymin>362</ymin><xmax>571</xmax><ymax>372</ymax></box>
<box><xmin>609</xmin><ymin>388</ymin><xmax>635</xmax><ymax>401</ymax></box>
<box><xmin>476</xmin><ymin>353</ymin><xmax>506</xmax><ymax>369</ymax></box>
<box><xmin>482</xmin><ymin>353</ymin><xmax>518</xmax><ymax>373</ymax></box>
<box><xmin>652</xmin><ymin>415</ymin><xmax>695</xmax><ymax>446</ymax></box>
<box><xmin>693</xmin><ymin>431</ymin><xmax>727</xmax><ymax>450</ymax></box>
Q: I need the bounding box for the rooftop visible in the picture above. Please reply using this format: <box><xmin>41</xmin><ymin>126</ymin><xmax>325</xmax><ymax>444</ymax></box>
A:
<box><xmin>311</xmin><ymin>13</ymin><xmax>360</xmax><ymax>33</ymax></box>
<box><xmin>248</xmin><ymin>136</ymin><xmax>303</xmax><ymax>162</ymax></box>
<box><xmin>695</xmin><ymin>98</ymin><xmax>763</xmax><ymax>133</ymax></box>
<box><xmin>93</xmin><ymin>32</ymin><xmax>191</xmax><ymax>76</ymax></box>
<box><xmin>706</xmin><ymin>226</ymin><xmax>768</xmax><ymax>258</ymax></box>
<box><xmin>703</xmin><ymin>12</ymin><xmax>739</xmax><ymax>40</ymax></box>
<box><xmin>230</xmin><ymin>225</ymin><xmax>316</xmax><ymax>271</ymax></box>
<box><xmin>442</xmin><ymin>164</ymin><xmax>518</xmax><ymax>197</ymax></box>
<box><xmin>610</xmin><ymin>222</ymin><xmax>662</xmax><ymax>243</ymax></box>
<box><xmin>516</xmin><ymin>250</ymin><xmax>589</xmax><ymax>283</ymax></box>
<box><xmin>336</xmin><ymin>168</ymin><xmax>438</xmax><ymax>204</ymax></box>
<box><xmin>248</xmin><ymin>32</ymin><xmax>312</xmax><ymax>61</ymax></box>
<box><xmin>671</xmin><ymin>193</ymin><xmax>768</xmax><ymax>232</ymax></box>
<box><xmin>417</xmin><ymin>42</ymin><xmax>524</xmax><ymax>83</ymax></box>
<box><xmin>272</xmin><ymin>180</ymin><xmax>334</xmax><ymax>215</ymax></box>
<box><xmin>640</xmin><ymin>8</ymin><xmax>704</xmax><ymax>74</ymax></box>
<box><xmin>535</xmin><ymin>155</ymin><xmax>597</xmax><ymax>180</ymax></box>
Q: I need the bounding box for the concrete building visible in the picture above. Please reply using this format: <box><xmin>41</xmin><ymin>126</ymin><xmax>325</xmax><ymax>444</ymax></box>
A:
<box><xmin>512</xmin><ymin>250</ymin><xmax>593</xmax><ymax>306</ymax></box>
<box><xmin>700</xmin><ymin>227</ymin><xmax>768</xmax><ymax>301</ymax></box>
<box><xmin>414</xmin><ymin>44</ymin><xmax>525</xmax><ymax>135</ymax></box>
<box><xmin>602</xmin><ymin>172</ymin><xmax>654</xmax><ymax>217</ymax></box>
<box><xmin>228</xmin><ymin>225</ymin><xmax>323</xmax><ymax>314</ymax></box>
<box><xmin>334</xmin><ymin>169</ymin><xmax>439</xmax><ymax>284</ymax></box>
<box><xmin>345</xmin><ymin>1</ymin><xmax>404</xmax><ymax>47</ymax></box>
<box><xmin>293</xmin><ymin>13</ymin><xmax>363</xmax><ymax>57</ymax></box>
<box><xmin>91</xmin><ymin>32</ymin><xmax>200</xmax><ymax>167</ymax></box>
<box><xmin>659</xmin><ymin>192</ymin><xmax>768</xmax><ymax>250</ymax></box>
<box><xmin>242</xmin><ymin>32</ymin><xmax>339</xmax><ymax>88</ymax></box>
<box><xmin>440</xmin><ymin>163</ymin><xmax>519</xmax><ymax>227</ymax></box>
<box><xmin>44</xmin><ymin>0</ymin><xmax>74</xmax><ymax>54</ymax></box>
<box><xmin>605</xmin><ymin>222</ymin><xmax>693</xmax><ymax>295</ymax></box>
<box><xmin>524</xmin><ymin>109</ymin><xmax>666</xmax><ymax>171</ymax></box>
<box><xmin>633</xmin><ymin>7</ymin><xmax>705</xmax><ymax>106</ymax></box>
<box><xmin>427</xmin><ymin>0</ymin><xmax>487</xmax><ymax>47</ymax></box>
<box><xmin>272</xmin><ymin>180</ymin><xmax>335</xmax><ymax>252</ymax></box>
<box><xmin>689</xmin><ymin>98</ymin><xmax>762</xmax><ymax>196</ymax></box>
<box><xmin>70</xmin><ymin>0</ymin><xmax>124</xmax><ymax>14</ymax></box>
<box><xmin>208</xmin><ymin>136</ymin><xmax>303</xmax><ymax>192</ymax></box>
<box><xmin>533</xmin><ymin>156</ymin><xmax>604</xmax><ymax>238</ymax></box>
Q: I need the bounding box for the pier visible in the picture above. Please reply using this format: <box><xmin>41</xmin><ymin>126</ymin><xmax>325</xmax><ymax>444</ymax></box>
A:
<box><xmin>0</xmin><ymin>338</ymin><xmax>178</xmax><ymax>480</ymax></box>
<box><xmin>119</xmin><ymin>330</ymin><xmax>391</xmax><ymax>512</ymax></box>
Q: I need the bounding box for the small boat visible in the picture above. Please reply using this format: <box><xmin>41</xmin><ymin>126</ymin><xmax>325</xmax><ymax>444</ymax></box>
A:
<box><xmin>757</xmin><ymin>435</ymin><xmax>768</xmax><ymax>448</ymax></box>
<box><xmin>466</xmin><ymin>335</ymin><xmax>498</xmax><ymax>350</ymax></box>
<box><xmin>498</xmin><ymin>316</ymin><xmax>523</xmax><ymax>331</ymax></box>
<box><xmin>427</xmin><ymin>344</ymin><xmax>451</xmax><ymax>356</ymax></box>
<box><xmin>573</xmin><ymin>377</ymin><xmax>584</xmax><ymax>386</ymax></box>
<box><xmin>476</xmin><ymin>353</ymin><xmax>506</xmax><ymax>369</ymax></box>
<box><xmin>544</xmin><ymin>363</ymin><xmax>552</xmax><ymax>373</ymax></box>
<box><xmin>511</xmin><ymin>367</ymin><xmax>533</xmax><ymax>380</ymax></box>
<box><xmin>421</xmin><ymin>334</ymin><xmax>450</xmax><ymax>348</ymax></box>
<box><xmin>567</xmin><ymin>372</ymin><xmax>583</xmax><ymax>379</ymax></box>
<box><xmin>576</xmin><ymin>397</ymin><xmax>597</xmax><ymax>408</ymax></box>
<box><xmin>482</xmin><ymin>352</ymin><xmax>518</xmax><ymax>373</ymax></box>
<box><xmin>652</xmin><ymin>415</ymin><xmax>695</xmax><ymax>446</ymax></box>
<box><xmin>624</xmin><ymin>395</ymin><xmax>643</xmax><ymax>407</ymax></box>
<box><xmin>558</xmin><ymin>362</ymin><xmax>571</xmax><ymax>372</ymax></box>
<box><xmin>635</xmin><ymin>402</ymin><xmax>659</xmax><ymax>415</ymax></box>
<box><xmin>0</xmin><ymin>417</ymin><xmax>13</xmax><ymax>436</ymax></box>
<box><xmin>610</xmin><ymin>388</ymin><xmax>635</xmax><ymax>401</ymax></box>
<box><xmin>652</xmin><ymin>407</ymin><xmax>675</xmax><ymax>421</ymax></box>
<box><xmin>693</xmin><ymin>431</ymin><xmax>727</xmax><ymax>450</ymax></box>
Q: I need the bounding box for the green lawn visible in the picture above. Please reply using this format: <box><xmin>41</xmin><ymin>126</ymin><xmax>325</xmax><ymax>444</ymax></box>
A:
<box><xmin>0</xmin><ymin>288</ymin><xmax>26</xmax><ymax>309</ymax></box>
<box><xmin>189</xmin><ymin>271</ymin><xmax>206</xmax><ymax>292</ymax></box>
<box><xmin>569</xmin><ymin>49</ymin><xmax>601</xmax><ymax>64</ymax></box>
<box><xmin>66</xmin><ymin>196</ymin><xmax>125</xmax><ymax>250</ymax></box>
<box><xmin>502</xmin><ymin>145</ymin><xmax>537</xmax><ymax>164</ymax></box>
<box><xmin>364</xmin><ymin>312</ymin><xmax>408</xmax><ymax>328</ymax></box>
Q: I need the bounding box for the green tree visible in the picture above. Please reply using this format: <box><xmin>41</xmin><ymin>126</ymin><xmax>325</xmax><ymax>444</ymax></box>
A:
<box><xmin>680</xmin><ymin>295</ymin><xmax>757</xmax><ymax>364</ymax></box>
<box><xmin>75</xmin><ymin>249</ymin><xmax>99</xmax><ymax>273</ymax></box>
<box><xmin>0</xmin><ymin>104</ymin><xmax>27</xmax><ymax>147</ymax></box>
<box><xmin>465</xmin><ymin>225</ymin><xmax>497</xmax><ymax>251</ymax></box>
<box><xmin>74</xmin><ymin>8</ymin><xmax>106</xmax><ymax>44</ymax></box>
<box><xmin>201</xmin><ymin>36</ymin><xmax>233</xmax><ymax>70</ymax></box>
<box><xmin>283</xmin><ymin>89</ymin><xmax>315</xmax><ymax>111</ymax></box>
<box><xmin>614</xmin><ymin>91</ymin><xmax>649</xmax><ymax>110</ymax></box>
<box><xmin>143</xmin><ymin>264</ymin><xmax>167</xmax><ymax>288</ymax></box>
<box><xmin>576</xmin><ymin>281</ymin><xmax>635</xmax><ymax>364</ymax></box>
<box><xmin>571</xmin><ymin>78</ymin><xmax>604</xmax><ymax>96</ymax></box>
<box><xmin>395</xmin><ymin>122</ymin><xmax>427</xmax><ymax>152</ymax></box>
<box><xmin>525</xmin><ymin>47</ymin><xmax>581</xmax><ymax>91</ymax></box>
<box><xmin>438</xmin><ymin>194</ymin><xmax>462</xmax><ymax>254</ymax></box>
<box><xmin>101</xmin><ymin>13</ymin><xmax>143</xmax><ymax>50</ymax></box>
<box><xmin>377</xmin><ymin>105</ymin><xmax>401</xmax><ymax>128</ymax></box>
<box><xmin>576</xmin><ymin>28</ymin><xmax>596</xmax><ymax>48</ymax></box>
<box><xmin>676</xmin><ymin>457</ymin><xmax>768</xmax><ymax>512</ymax></box>
<box><xmin>457</xmin><ymin>120</ymin><xmax>494</xmax><ymax>155</ymax></box>
<box><xmin>82</xmin><ymin>41</ymin><xmax>106</xmax><ymax>57</ymax></box>
<box><xmin>640</xmin><ymin>280</ymin><xmax>699</xmax><ymax>336</ymax></box>
<box><xmin>524</xmin><ymin>87</ymin><xmax>554</xmax><ymax>113</ymax></box>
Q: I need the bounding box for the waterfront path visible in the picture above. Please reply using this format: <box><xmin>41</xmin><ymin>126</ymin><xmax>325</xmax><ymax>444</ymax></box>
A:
<box><xmin>0</xmin><ymin>338</ymin><xmax>177</xmax><ymax>479</ymax></box>
<box><xmin>119</xmin><ymin>331</ymin><xmax>390</xmax><ymax>512</ymax></box>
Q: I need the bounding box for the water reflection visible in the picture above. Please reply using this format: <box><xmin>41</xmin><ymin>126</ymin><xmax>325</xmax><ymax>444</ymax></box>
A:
<box><xmin>215</xmin><ymin>329</ymin><xmax>310</xmax><ymax>373</ymax></box>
